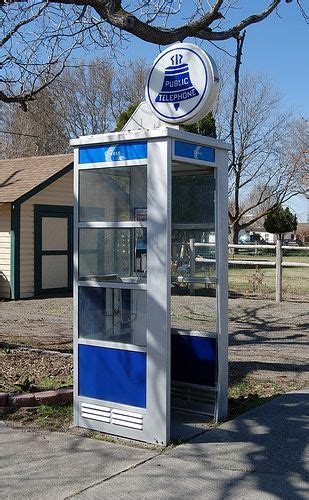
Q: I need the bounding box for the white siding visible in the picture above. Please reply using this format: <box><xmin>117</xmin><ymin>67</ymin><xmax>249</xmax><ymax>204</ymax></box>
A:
<box><xmin>0</xmin><ymin>203</ymin><xmax>11</xmax><ymax>298</ymax></box>
<box><xmin>20</xmin><ymin>170</ymin><xmax>73</xmax><ymax>298</ymax></box>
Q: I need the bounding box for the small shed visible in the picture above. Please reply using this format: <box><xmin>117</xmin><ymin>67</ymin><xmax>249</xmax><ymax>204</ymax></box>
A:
<box><xmin>0</xmin><ymin>154</ymin><xmax>73</xmax><ymax>299</ymax></box>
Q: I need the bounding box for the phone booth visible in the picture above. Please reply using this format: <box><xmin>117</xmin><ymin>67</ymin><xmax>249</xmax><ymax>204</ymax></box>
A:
<box><xmin>71</xmin><ymin>43</ymin><xmax>229</xmax><ymax>445</ymax></box>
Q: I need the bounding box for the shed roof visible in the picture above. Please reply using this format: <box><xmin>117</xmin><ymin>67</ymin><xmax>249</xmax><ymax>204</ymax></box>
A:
<box><xmin>297</xmin><ymin>223</ymin><xmax>309</xmax><ymax>232</ymax></box>
<box><xmin>0</xmin><ymin>153</ymin><xmax>73</xmax><ymax>203</ymax></box>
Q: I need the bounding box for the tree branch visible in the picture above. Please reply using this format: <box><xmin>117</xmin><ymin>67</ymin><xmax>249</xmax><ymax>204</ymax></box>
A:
<box><xmin>0</xmin><ymin>60</ymin><xmax>68</xmax><ymax>109</ymax></box>
<box><xmin>229</xmin><ymin>30</ymin><xmax>246</xmax><ymax>174</ymax></box>
<box><xmin>0</xmin><ymin>5</ymin><xmax>47</xmax><ymax>48</ymax></box>
<box><xmin>45</xmin><ymin>0</ymin><xmax>281</xmax><ymax>44</ymax></box>
<box><xmin>0</xmin><ymin>0</ymin><xmax>293</xmax><ymax>105</ymax></box>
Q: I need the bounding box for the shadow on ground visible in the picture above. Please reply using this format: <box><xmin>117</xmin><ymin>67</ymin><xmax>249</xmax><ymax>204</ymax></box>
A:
<box><xmin>168</xmin><ymin>391</ymin><xmax>309</xmax><ymax>499</ymax></box>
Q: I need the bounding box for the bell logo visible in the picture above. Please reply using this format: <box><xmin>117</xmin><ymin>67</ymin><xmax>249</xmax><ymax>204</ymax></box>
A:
<box><xmin>146</xmin><ymin>43</ymin><xmax>219</xmax><ymax>125</ymax></box>
<box><xmin>155</xmin><ymin>54</ymin><xmax>199</xmax><ymax>111</ymax></box>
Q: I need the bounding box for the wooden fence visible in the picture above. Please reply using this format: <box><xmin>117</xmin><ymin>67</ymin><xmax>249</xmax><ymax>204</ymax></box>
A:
<box><xmin>187</xmin><ymin>240</ymin><xmax>309</xmax><ymax>302</ymax></box>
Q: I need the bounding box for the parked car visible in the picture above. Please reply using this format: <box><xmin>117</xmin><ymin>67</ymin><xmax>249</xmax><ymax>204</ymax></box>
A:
<box><xmin>238</xmin><ymin>233</ymin><xmax>267</xmax><ymax>245</ymax></box>
<box><xmin>283</xmin><ymin>239</ymin><xmax>303</xmax><ymax>247</ymax></box>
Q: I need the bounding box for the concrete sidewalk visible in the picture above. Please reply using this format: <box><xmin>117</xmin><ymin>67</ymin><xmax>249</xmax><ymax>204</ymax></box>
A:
<box><xmin>0</xmin><ymin>390</ymin><xmax>308</xmax><ymax>499</ymax></box>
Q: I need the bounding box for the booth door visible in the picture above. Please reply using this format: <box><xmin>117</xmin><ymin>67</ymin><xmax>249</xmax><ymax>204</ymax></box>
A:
<box><xmin>35</xmin><ymin>205</ymin><xmax>73</xmax><ymax>295</ymax></box>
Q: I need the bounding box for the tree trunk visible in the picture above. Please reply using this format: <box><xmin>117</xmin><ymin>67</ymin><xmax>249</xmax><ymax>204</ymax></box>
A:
<box><xmin>230</xmin><ymin>224</ymin><xmax>240</xmax><ymax>255</ymax></box>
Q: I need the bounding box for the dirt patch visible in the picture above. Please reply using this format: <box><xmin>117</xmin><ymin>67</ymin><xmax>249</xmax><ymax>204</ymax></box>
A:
<box><xmin>0</xmin><ymin>295</ymin><xmax>308</xmax><ymax>391</ymax></box>
<box><xmin>0</xmin><ymin>295</ymin><xmax>307</xmax><ymax>435</ymax></box>
<box><xmin>0</xmin><ymin>348</ymin><xmax>73</xmax><ymax>393</ymax></box>
<box><xmin>172</xmin><ymin>295</ymin><xmax>309</xmax><ymax>387</ymax></box>
<box><xmin>0</xmin><ymin>297</ymin><xmax>72</xmax><ymax>352</ymax></box>
<box><xmin>228</xmin><ymin>298</ymin><xmax>308</xmax><ymax>387</ymax></box>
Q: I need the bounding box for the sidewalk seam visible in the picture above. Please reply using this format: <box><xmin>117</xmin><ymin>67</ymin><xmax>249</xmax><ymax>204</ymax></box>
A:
<box><xmin>65</xmin><ymin>451</ymin><xmax>164</xmax><ymax>498</ymax></box>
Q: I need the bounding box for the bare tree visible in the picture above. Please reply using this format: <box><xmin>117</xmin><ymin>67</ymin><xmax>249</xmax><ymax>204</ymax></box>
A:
<box><xmin>285</xmin><ymin>118</ymin><xmax>308</xmax><ymax>197</ymax></box>
<box><xmin>1</xmin><ymin>90</ymin><xmax>68</xmax><ymax>158</ymax></box>
<box><xmin>1</xmin><ymin>1</ymin><xmax>299</xmax><ymax>107</ymax></box>
<box><xmin>51</xmin><ymin>59</ymin><xmax>114</xmax><ymax>137</ymax></box>
<box><xmin>49</xmin><ymin>58</ymin><xmax>148</xmax><ymax>137</ymax></box>
<box><xmin>216</xmin><ymin>72</ymin><xmax>304</xmax><ymax>243</ymax></box>
<box><xmin>49</xmin><ymin>58</ymin><xmax>148</xmax><ymax>138</ymax></box>
<box><xmin>1</xmin><ymin>57</ymin><xmax>149</xmax><ymax>157</ymax></box>
<box><xmin>0</xmin><ymin>102</ymin><xmax>7</xmax><ymax>158</ymax></box>
<box><xmin>111</xmin><ymin>59</ymin><xmax>149</xmax><ymax>120</ymax></box>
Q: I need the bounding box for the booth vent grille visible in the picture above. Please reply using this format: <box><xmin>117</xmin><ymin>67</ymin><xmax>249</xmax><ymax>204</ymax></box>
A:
<box><xmin>81</xmin><ymin>403</ymin><xmax>143</xmax><ymax>430</ymax></box>
<box><xmin>171</xmin><ymin>385</ymin><xmax>216</xmax><ymax>416</ymax></box>
<box><xmin>81</xmin><ymin>402</ymin><xmax>111</xmax><ymax>423</ymax></box>
<box><xmin>112</xmin><ymin>409</ymin><xmax>143</xmax><ymax>430</ymax></box>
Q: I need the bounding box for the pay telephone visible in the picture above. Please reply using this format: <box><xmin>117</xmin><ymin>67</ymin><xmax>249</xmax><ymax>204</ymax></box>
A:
<box><xmin>134</xmin><ymin>208</ymin><xmax>147</xmax><ymax>275</ymax></box>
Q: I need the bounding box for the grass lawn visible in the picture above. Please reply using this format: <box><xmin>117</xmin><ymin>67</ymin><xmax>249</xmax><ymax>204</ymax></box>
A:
<box><xmin>228</xmin><ymin>263</ymin><xmax>309</xmax><ymax>298</ymax></box>
<box><xmin>193</xmin><ymin>251</ymin><xmax>308</xmax><ymax>299</ymax></box>
<box><xmin>228</xmin><ymin>254</ymin><xmax>309</xmax><ymax>263</ymax></box>
<box><xmin>228</xmin><ymin>376</ymin><xmax>304</xmax><ymax>420</ymax></box>
<box><xmin>2</xmin><ymin>375</ymin><xmax>302</xmax><ymax>437</ymax></box>
<box><xmin>194</xmin><ymin>263</ymin><xmax>308</xmax><ymax>298</ymax></box>
<box><xmin>1</xmin><ymin>405</ymin><xmax>73</xmax><ymax>432</ymax></box>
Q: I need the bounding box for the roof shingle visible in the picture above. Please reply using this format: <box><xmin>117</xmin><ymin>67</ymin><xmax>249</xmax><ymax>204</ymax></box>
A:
<box><xmin>0</xmin><ymin>153</ymin><xmax>73</xmax><ymax>203</ymax></box>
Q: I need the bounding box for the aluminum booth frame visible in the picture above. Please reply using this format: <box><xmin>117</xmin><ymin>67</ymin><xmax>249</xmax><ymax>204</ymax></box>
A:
<box><xmin>71</xmin><ymin>127</ymin><xmax>229</xmax><ymax>445</ymax></box>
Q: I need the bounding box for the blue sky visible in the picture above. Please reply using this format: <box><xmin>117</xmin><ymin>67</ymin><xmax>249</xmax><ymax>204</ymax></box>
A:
<box><xmin>77</xmin><ymin>0</ymin><xmax>309</xmax><ymax>222</ymax></box>
<box><xmin>121</xmin><ymin>2</ymin><xmax>308</xmax><ymax>115</ymax></box>
<box><xmin>93</xmin><ymin>2</ymin><xmax>309</xmax><ymax>220</ymax></box>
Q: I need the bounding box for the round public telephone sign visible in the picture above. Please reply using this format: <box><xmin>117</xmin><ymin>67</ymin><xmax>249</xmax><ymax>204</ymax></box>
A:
<box><xmin>145</xmin><ymin>42</ymin><xmax>219</xmax><ymax>125</ymax></box>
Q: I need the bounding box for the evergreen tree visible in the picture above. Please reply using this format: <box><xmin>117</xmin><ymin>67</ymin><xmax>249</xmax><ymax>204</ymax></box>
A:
<box><xmin>184</xmin><ymin>112</ymin><xmax>216</xmax><ymax>138</ymax></box>
<box><xmin>115</xmin><ymin>104</ymin><xmax>216</xmax><ymax>137</ymax></box>
<box><xmin>114</xmin><ymin>104</ymin><xmax>139</xmax><ymax>132</ymax></box>
<box><xmin>264</xmin><ymin>206</ymin><xmax>298</xmax><ymax>240</ymax></box>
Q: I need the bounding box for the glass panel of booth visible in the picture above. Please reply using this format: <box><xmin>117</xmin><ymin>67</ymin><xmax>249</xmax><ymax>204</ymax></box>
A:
<box><xmin>78</xmin><ymin>227</ymin><xmax>147</xmax><ymax>282</ymax></box>
<box><xmin>171</xmin><ymin>168</ymin><xmax>217</xmax><ymax>334</ymax></box>
<box><xmin>79</xmin><ymin>166</ymin><xmax>147</xmax><ymax>222</ymax></box>
<box><xmin>78</xmin><ymin>286</ymin><xmax>147</xmax><ymax>347</ymax></box>
<box><xmin>76</xmin><ymin>154</ymin><xmax>218</xmax><ymax>345</ymax></box>
<box><xmin>77</xmin><ymin>162</ymin><xmax>148</xmax><ymax>348</ymax></box>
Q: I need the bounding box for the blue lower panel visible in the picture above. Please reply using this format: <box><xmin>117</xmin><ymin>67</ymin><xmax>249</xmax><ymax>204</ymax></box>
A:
<box><xmin>78</xmin><ymin>344</ymin><xmax>146</xmax><ymax>408</ymax></box>
<box><xmin>171</xmin><ymin>333</ymin><xmax>216</xmax><ymax>387</ymax></box>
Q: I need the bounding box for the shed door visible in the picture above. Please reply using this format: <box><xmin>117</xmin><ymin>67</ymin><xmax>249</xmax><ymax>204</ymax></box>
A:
<box><xmin>35</xmin><ymin>205</ymin><xmax>73</xmax><ymax>295</ymax></box>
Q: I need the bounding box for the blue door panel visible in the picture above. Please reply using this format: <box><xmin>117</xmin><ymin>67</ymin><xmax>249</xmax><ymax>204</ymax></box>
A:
<box><xmin>171</xmin><ymin>333</ymin><xmax>216</xmax><ymax>387</ymax></box>
<box><xmin>78</xmin><ymin>344</ymin><xmax>146</xmax><ymax>408</ymax></box>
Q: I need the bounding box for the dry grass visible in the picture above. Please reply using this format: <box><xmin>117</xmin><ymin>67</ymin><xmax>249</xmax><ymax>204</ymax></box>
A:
<box><xmin>228</xmin><ymin>265</ymin><xmax>309</xmax><ymax>299</ymax></box>
<box><xmin>1</xmin><ymin>405</ymin><xmax>73</xmax><ymax>432</ymax></box>
<box><xmin>0</xmin><ymin>348</ymin><xmax>73</xmax><ymax>393</ymax></box>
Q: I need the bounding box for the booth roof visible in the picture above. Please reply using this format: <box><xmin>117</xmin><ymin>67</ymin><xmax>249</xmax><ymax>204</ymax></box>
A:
<box><xmin>0</xmin><ymin>153</ymin><xmax>73</xmax><ymax>203</ymax></box>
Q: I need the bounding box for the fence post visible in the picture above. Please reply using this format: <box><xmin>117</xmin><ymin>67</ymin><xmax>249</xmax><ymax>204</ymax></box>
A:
<box><xmin>189</xmin><ymin>238</ymin><xmax>196</xmax><ymax>295</ymax></box>
<box><xmin>276</xmin><ymin>237</ymin><xmax>283</xmax><ymax>303</ymax></box>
